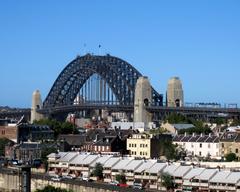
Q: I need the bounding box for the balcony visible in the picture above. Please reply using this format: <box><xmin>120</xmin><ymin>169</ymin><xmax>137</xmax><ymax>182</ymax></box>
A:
<box><xmin>69</xmin><ymin>166</ymin><xmax>82</xmax><ymax>171</ymax></box>
<box><xmin>183</xmin><ymin>181</ymin><xmax>191</xmax><ymax>186</ymax></box>
<box><xmin>125</xmin><ymin>172</ymin><xmax>134</xmax><ymax>177</ymax></box>
<box><xmin>149</xmin><ymin>184</ymin><xmax>158</xmax><ymax>189</ymax></box>
<box><xmin>111</xmin><ymin>172</ymin><xmax>118</xmax><ymax>176</ymax></box>
<box><xmin>149</xmin><ymin>175</ymin><xmax>158</xmax><ymax>180</ymax></box>
<box><xmin>103</xmin><ymin>170</ymin><xmax>111</xmax><ymax>174</ymax></box>
<box><xmin>175</xmin><ymin>179</ymin><xmax>183</xmax><ymax>184</ymax></box>
<box><xmin>104</xmin><ymin>178</ymin><xmax>111</xmax><ymax>183</ymax></box>
<box><xmin>209</xmin><ymin>185</ymin><xmax>235</xmax><ymax>191</ymax></box>
<box><xmin>49</xmin><ymin>164</ymin><xmax>64</xmax><ymax>168</ymax></box>
<box><xmin>134</xmin><ymin>175</ymin><xmax>142</xmax><ymax>179</ymax></box>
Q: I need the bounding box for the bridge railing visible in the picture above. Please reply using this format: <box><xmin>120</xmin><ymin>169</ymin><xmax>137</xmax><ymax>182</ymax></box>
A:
<box><xmin>153</xmin><ymin>102</ymin><xmax>239</xmax><ymax>109</ymax></box>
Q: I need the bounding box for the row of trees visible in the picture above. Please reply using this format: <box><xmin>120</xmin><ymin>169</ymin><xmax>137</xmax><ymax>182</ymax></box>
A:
<box><xmin>34</xmin><ymin>119</ymin><xmax>78</xmax><ymax>138</ymax></box>
<box><xmin>166</xmin><ymin>113</ymin><xmax>212</xmax><ymax>134</ymax></box>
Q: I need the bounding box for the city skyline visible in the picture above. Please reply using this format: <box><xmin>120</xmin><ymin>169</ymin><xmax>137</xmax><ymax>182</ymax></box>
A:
<box><xmin>0</xmin><ymin>0</ymin><xmax>240</xmax><ymax>108</ymax></box>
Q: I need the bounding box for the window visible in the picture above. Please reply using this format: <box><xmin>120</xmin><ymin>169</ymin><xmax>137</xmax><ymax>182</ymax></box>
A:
<box><xmin>129</xmin><ymin>144</ymin><xmax>131</xmax><ymax>148</ymax></box>
<box><xmin>200</xmin><ymin>143</ymin><xmax>202</xmax><ymax>148</ymax></box>
<box><xmin>236</xmin><ymin>149</ymin><xmax>239</xmax><ymax>153</ymax></box>
<box><xmin>135</xmin><ymin>144</ymin><xmax>137</xmax><ymax>147</ymax></box>
<box><xmin>199</xmin><ymin>151</ymin><xmax>202</xmax><ymax>156</ymax></box>
<box><xmin>191</xmin><ymin>144</ymin><xmax>194</xmax><ymax>148</ymax></box>
<box><xmin>208</xmin><ymin>143</ymin><xmax>211</xmax><ymax>148</ymax></box>
<box><xmin>140</xmin><ymin>152</ymin><xmax>142</xmax><ymax>155</ymax></box>
<box><xmin>222</xmin><ymin>143</ymin><xmax>224</xmax><ymax>148</ymax></box>
<box><xmin>145</xmin><ymin>144</ymin><xmax>148</xmax><ymax>147</ymax></box>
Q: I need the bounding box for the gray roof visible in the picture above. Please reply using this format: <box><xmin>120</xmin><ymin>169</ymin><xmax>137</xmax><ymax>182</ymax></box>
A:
<box><xmin>123</xmin><ymin>160</ymin><xmax>143</xmax><ymax>171</ymax></box>
<box><xmin>90</xmin><ymin>155</ymin><xmax>112</xmax><ymax>168</ymax></box>
<box><xmin>59</xmin><ymin>152</ymin><xmax>78</xmax><ymax>162</ymax></box>
<box><xmin>112</xmin><ymin>159</ymin><xmax>132</xmax><ymax>170</ymax></box>
<box><xmin>47</xmin><ymin>153</ymin><xmax>61</xmax><ymax>159</ymax></box>
<box><xmin>224</xmin><ymin>172</ymin><xmax>240</xmax><ymax>184</ymax></box>
<box><xmin>134</xmin><ymin>160</ymin><xmax>157</xmax><ymax>173</ymax></box>
<box><xmin>81</xmin><ymin>155</ymin><xmax>99</xmax><ymax>165</ymax></box>
<box><xmin>146</xmin><ymin>163</ymin><xmax>167</xmax><ymax>174</ymax></box>
<box><xmin>172</xmin><ymin>166</ymin><xmax>191</xmax><ymax>177</ymax></box>
<box><xmin>48</xmin><ymin>152</ymin><xmax>68</xmax><ymax>160</ymax></box>
<box><xmin>173</xmin><ymin>124</ymin><xmax>195</xmax><ymax>130</ymax></box>
<box><xmin>163</xmin><ymin>164</ymin><xmax>179</xmax><ymax>175</ymax></box>
<box><xmin>210</xmin><ymin>171</ymin><xmax>231</xmax><ymax>183</ymax></box>
<box><xmin>70</xmin><ymin>154</ymin><xmax>89</xmax><ymax>165</ymax></box>
<box><xmin>195</xmin><ymin>169</ymin><xmax>218</xmax><ymax>181</ymax></box>
<box><xmin>103</xmin><ymin>157</ymin><xmax>121</xmax><ymax>168</ymax></box>
<box><xmin>183</xmin><ymin>168</ymin><xmax>205</xmax><ymax>180</ymax></box>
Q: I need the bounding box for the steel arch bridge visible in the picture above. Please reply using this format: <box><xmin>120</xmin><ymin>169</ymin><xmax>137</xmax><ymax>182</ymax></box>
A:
<box><xmin>43</xmin><ymin>54</ymin><xmax>163</xmax><ymax>109</ymax></box>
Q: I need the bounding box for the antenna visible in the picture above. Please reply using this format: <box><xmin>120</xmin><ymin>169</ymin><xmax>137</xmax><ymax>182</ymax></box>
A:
<box><xmin>98</xmin><ymin>44</ymin><xmax>101</xmax><ymax>55</ymax></box>
<box><xmin>84</xmin><ymin>43</ymin><xmax>87</xmax><ymax>54</ymax></box>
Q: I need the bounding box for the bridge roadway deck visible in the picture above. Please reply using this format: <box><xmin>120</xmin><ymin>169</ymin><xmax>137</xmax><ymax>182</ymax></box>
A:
<box><xmin>1</xmin><ymin>104</ymin><xmax>240</xmax><ymax>119</ymax></box>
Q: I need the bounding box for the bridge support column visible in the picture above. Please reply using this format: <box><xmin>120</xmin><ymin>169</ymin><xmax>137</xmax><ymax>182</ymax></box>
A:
<box><xmin>134</xmin><ymin>76</ymin><xmax>152</xmax><ymax>129</ymax></box>
<box><xmin>31</xmin><ymin>90</ymin><xmax>44</xmax><ymax>123</ymax></box>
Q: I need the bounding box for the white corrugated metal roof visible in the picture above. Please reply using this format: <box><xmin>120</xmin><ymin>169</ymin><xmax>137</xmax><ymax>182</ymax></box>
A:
<box><xmin>112</xmin><ymin>159</ymin><xmax>132</xmax><ymax>170</ymax></box>
<box><xmin>172</xmin><ymin>166</ymin><xmax>191</xmax><ymax>177</ymax></box>
<box><xmin>163</xmin><ymin>164</ymin><xmax>179</xmax><ymax>175</ymax></box>
<box><xmin>224</xmin><ymin>172</ymin><xmax>240</xmax><ymax>184</ymax></box>
<box><xmin>134</xmin><ymin>160</ymin><xmax>157</xmax><ymax>173</ymax></box>
<box><xmin>183</xmin><ymin>168</ymin><xmax>205</xmax><ymax>180</ymax></box>
<box><xmin>70</xmin><ymin>154</ymin><xmax>89</xmax><ymax>164</ymax></box>
<box><xmin>90</xmin><ymin>155</ymin><xmax>112</xmax><ymax>168</ymax></box>
<box><xmin>195</xmin><ymin>169</ymin><xmax>218</xmax><ymax>181</ymax></box>
<box><xmin>146</xmin><ymin>163</ymin><xmax>167</xmax><ymax>174</ymax></box>
<box><xmin>209</xmin><ymin>171</ymin><xmax>231</xmax><ymax>183</ymax></box>
<box><xmin>123</xmin><ymin>160</ymin><xmax>143</xmax><ymax>171</ymax></box>
<box><xmin>47</xmin><ymin>153</ymin><xmax>61</xmax><ymax>158</ymax></box>
<box><xmin>59</xmin><ymin>152</ymin><xmax>78</xmax><ymax>162</ymax></box>
<box><xmin>81</xmin><ymin>155</ymin><xmax>99</xmax><ymax>165</ymax></box>
<box><xmin>103</xmin><ymin>157</ymin><xmax>121</xmax><ymax>168</ymax></box>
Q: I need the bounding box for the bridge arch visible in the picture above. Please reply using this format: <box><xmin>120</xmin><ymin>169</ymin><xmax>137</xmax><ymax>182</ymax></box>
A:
<box><xmin>43</xmin><ymin>54</ymin><xmax>162</xmax><ymax>108</ymax></box>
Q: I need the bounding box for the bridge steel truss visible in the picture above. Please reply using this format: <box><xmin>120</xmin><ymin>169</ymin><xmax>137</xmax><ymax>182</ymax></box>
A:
<box><xmin>43</xmin><ymin>54</ymin><xmax>163</xmax><ymax>109</ymax></box>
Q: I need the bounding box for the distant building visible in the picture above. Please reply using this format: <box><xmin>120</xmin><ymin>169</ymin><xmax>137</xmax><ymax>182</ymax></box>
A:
<box><xmin>220</xmin><ymin>132</ymin><xmax>240</xmax><ymax>159</ymax></box>
<box><xmin>18</xmin><ymin>123</ymin><xmax>54</xmax><ymax>142</ymax></box>
<box><xmin>161</xmin><ymin>122</ymin><xmax>195</xmax><ymax>134</ymax></box>
<box><xmin>58</xmin><ymin>134</ymin><xmax>86</xmax><ymax>152</ymax></box>
<box><xmin>173</xmin><ymin>133</ymin><xmax>221</xmax><ymax>159</ymax></box>
<box><xmin>127</xmin><ymin>133</ymin><xmax>172</xmax><ymax>159</ymax></box>
<box><xmin>167</xmin><ymin>77</ymin><xmax>184</xmax><ymax>107</ymax></box>
<box><xmin>82</xmin><ymin>135</ymin><xmax>126</xmax><ymax>154</ymax></box>
<box><xmin>0</xmin><ymin>124</ymin><xmax>18</xmax><ymax>143</ymax></box>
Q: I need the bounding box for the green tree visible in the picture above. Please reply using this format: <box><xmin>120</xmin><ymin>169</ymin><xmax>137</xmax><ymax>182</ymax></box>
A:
<box><xmin>225</xmin><ymin>153</ymin><xmax>237</xmax><ymax>162</ymax></box>
<box><xmin>161</xmin><ymin>173</ymin><xmax>174</xmax><ymax>190</ymax></box>
<box><xmin>34</xmin><ymin>119</ymin><xmax>78</xmax><ymax>137</ymax></box>
<box><xmin>230</xmin><ymin>119</ymin><xmax>240</xmax><ymax>126</ymax></box>
<box><xmin>149</xmin><ymin>127</ymin><xmax>167</xmax><ymax>134</ymax></box>
<box><xmin>92</xmin><ymin>163</ymin><xmax>103</xmax><ymax>180</ymax></box>
<box><xmin>166</xmin><ymin>113</ymin><xmax>188</xmax><ymax>124</ymax></box>
<box><xmin>35</xmin><ymin>185</ymin><xmax>73</xmax><ymax>192</ymax></box>
<box><xmin>116</xmin><ymin>174</ymin><xmax>126</xmax><ymax>184</ymax></box>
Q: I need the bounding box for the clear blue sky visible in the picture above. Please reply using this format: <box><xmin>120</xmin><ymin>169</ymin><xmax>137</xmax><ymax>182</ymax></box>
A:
<box><xmin>0</xmin><ymin>0</ymin><xmax>240</xmax><ymax>108</ymax></box>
